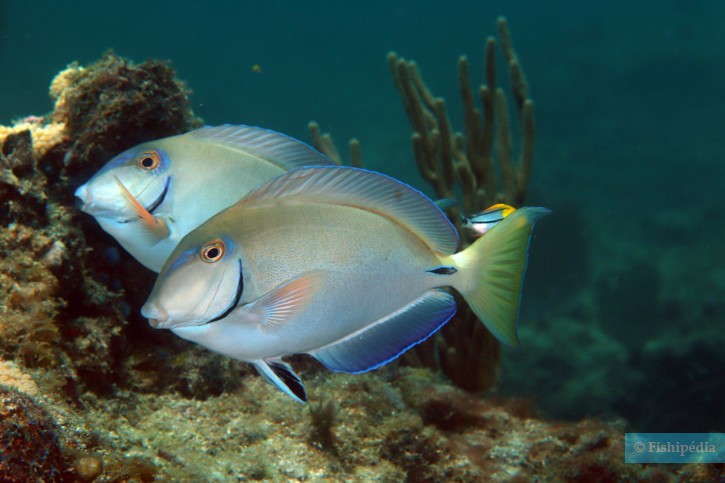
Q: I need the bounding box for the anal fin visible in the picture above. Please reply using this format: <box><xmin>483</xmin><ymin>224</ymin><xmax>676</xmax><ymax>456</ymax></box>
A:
<box><xmin>309</xmin><ymin>289</ymin><xmax>457</xmax><ymax>374</ymax></box>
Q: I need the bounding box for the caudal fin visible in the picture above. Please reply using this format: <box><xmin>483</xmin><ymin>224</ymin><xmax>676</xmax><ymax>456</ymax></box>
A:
<box><xmin>452</xmin><ymin>207</ymin><xmax>549</xmax><ymax>347</ymax></box>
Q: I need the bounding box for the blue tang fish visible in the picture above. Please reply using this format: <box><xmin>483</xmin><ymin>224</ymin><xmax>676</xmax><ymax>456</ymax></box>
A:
<box><xmin>141</xmin><ymin>166</ymin><xmax>549</xmax><ymax>402</ymax></box>
<box><xmin>75</xmin><ymin>125</ymin><xmax>332</xmax><ymax>271</ymax></box>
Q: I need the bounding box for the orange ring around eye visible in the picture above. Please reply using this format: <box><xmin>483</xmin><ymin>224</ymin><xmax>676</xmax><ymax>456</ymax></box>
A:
<box><xmin>201</xmin><ymin>239</ymin><xmax>225</xmax><ymax>263</ymax></box>
<box><xmin>137</xmin><ymin>151</ymin><xmax>161</xmax><ymax>170</ymax></box>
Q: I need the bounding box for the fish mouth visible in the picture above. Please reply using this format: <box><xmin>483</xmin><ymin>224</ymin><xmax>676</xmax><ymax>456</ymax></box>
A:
<box><xmin>204</xmin><ymin>259</ymin><xmax>244</xmax><ymax>324</ymax></box>
<box><xmin>74</xmin><ymin>183</ymin><xmax>94</xmax><ymax>212</ymax></box>
<box><xmin>76</xmin><ymin>176</ymin><xmax>171</xmax><ymax>222</ymax></box>
<box><xmin>142</xmin><ymin>301</ymin><xmax>168</xmax><ymax>328</ymax></box>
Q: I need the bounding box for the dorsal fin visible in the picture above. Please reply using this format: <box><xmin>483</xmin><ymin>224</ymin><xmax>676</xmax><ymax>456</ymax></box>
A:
<box><xmin>188</xmin><ymin>125</ymin><xmax>333</xmax><ymax>170</ymax></box>
<box><xmin>240</xmin><ymin>166</ymin><xmax>459</xmax><ymax>254</ymax></box>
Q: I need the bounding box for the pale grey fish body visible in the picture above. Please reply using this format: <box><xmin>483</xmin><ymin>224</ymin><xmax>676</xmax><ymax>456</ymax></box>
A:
<box><xmin>142</xmin><ymin>167</ymin><xmax>549</xmax><ymax>402</ymax></box>
<box><xmin>75</xmin><ymin>125</ymin><xmax>332</xmax><ymax>271</ymax></box>
<box><xmin>171</xmin><ymin>204</ymin><xmax>443</xmax><ymax>360</ymax></box>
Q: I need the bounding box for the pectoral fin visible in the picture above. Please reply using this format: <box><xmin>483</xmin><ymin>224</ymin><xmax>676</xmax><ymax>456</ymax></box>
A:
<box><xmin>254</xmin><ymin>359</ymin><xmax>307</xmax><ymax>403</ymax></box>
<box><xmin>246</xmin><ymin>272</ymin><xmax>326</xmax><ymax>331</ymax></box>
<box><xmin>114</xmin><ymin>175</ymin><xmax>170</xmax><ymax>244</ymax></box>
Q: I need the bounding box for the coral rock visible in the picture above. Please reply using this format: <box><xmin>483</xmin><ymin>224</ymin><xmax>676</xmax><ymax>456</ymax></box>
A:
<box><xmin>0</xmin><ymin>385</ymin><xmax>66</xmax><ymax>481</ymax></box>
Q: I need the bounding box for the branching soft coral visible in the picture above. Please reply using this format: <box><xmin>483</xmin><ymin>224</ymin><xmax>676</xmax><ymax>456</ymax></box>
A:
<box><xmin>309</xmin><ymin>17</ymin><xmax>535</xmax><ymax>393</ymax></box>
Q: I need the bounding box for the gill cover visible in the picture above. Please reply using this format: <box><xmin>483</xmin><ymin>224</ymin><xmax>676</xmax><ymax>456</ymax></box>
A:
<box><xmin>142</xmin><ymin>236</ymin><xmax>243</xmax><ymax>328</ymax></box>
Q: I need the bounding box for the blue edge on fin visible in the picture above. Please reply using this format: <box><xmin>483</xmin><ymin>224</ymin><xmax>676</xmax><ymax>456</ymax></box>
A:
<box><xmin>255</xmin><ymin>288</ymin><xmax>457</xmax><ymax>403</ymax></box>
<box><xmin>309</xmin><ymin>288</ymin><xmax>457</xmax><ymax>374</ymax></box>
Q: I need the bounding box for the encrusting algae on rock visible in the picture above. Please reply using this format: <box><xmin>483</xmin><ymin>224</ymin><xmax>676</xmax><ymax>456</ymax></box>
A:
<box><xmin>0</xmin><ymin>52</ymin><xmax>205</xmax><ymax>480</ymax></box>
<box><xmin>0</xmin><ymin>49</ymin><xmax>722</xmax><ymax>481</ymax></box>
<box><xmin>0</xmin><ymin>385</ymin><xmax>65</xmax><ymax>481</ymax></box>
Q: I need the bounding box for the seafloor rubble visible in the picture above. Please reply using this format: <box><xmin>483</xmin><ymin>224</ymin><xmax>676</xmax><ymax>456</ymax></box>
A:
<box><xmin>1</xmin><ymin>55</ymin><xmax>722</xmax><ymax>482</ymax></box>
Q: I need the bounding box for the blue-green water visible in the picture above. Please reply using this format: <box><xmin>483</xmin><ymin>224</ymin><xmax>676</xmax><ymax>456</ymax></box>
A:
<box><xmin>1</xmin><ymin>0</ymin><xmax>723</xmax><ymax>433</ymax></box>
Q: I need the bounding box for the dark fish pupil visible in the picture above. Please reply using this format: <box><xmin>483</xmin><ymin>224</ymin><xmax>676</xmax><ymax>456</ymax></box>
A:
<box><xmin>141</xmin><ymin>157</ymin><xmax>154</xmax><ymax>168</ymax></box>
<box><xmin>207</xmin><ymin>248</ymin><xmax>219</xmax><ymax>259</ymax></box>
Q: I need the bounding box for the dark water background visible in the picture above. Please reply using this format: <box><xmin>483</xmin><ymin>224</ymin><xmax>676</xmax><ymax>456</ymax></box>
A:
<box><xmin>1</xmin><ymin>1</ymin><xmax>723</xmax><ymax>432</ymax></box>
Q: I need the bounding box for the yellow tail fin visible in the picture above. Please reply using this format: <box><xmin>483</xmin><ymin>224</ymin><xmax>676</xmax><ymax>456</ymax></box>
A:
<box><xmin>452</xmin><ymin>207</ymin><xmax>549</xmax><ymax>347</ymax></box>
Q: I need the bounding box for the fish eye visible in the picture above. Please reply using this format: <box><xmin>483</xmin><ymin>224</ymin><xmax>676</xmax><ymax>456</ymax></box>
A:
<box><xmin>137</xmin><ymin>151</ymin><xmax>161</xmax><ymax>170</ymax></box>
<box><xmin>200</xmin><ymin>239</ymin><xmax>225</xmax><ymax>263</ymax></box>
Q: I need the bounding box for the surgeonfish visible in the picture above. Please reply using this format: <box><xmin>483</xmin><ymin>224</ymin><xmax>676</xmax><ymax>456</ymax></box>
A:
<box><xmin>74</xmin><ymin>125</ymin><xmax>332</xmax><ymax>272</ymax></box>
<box><xmin>462</xmin><ymin>203</ymin><xmax>516</xmax><ymax>237</ymax></box>
<box><xmin>141</xmin><ymin>166</ymin><xmax>549</xmax><ymax>403</ymax></box>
